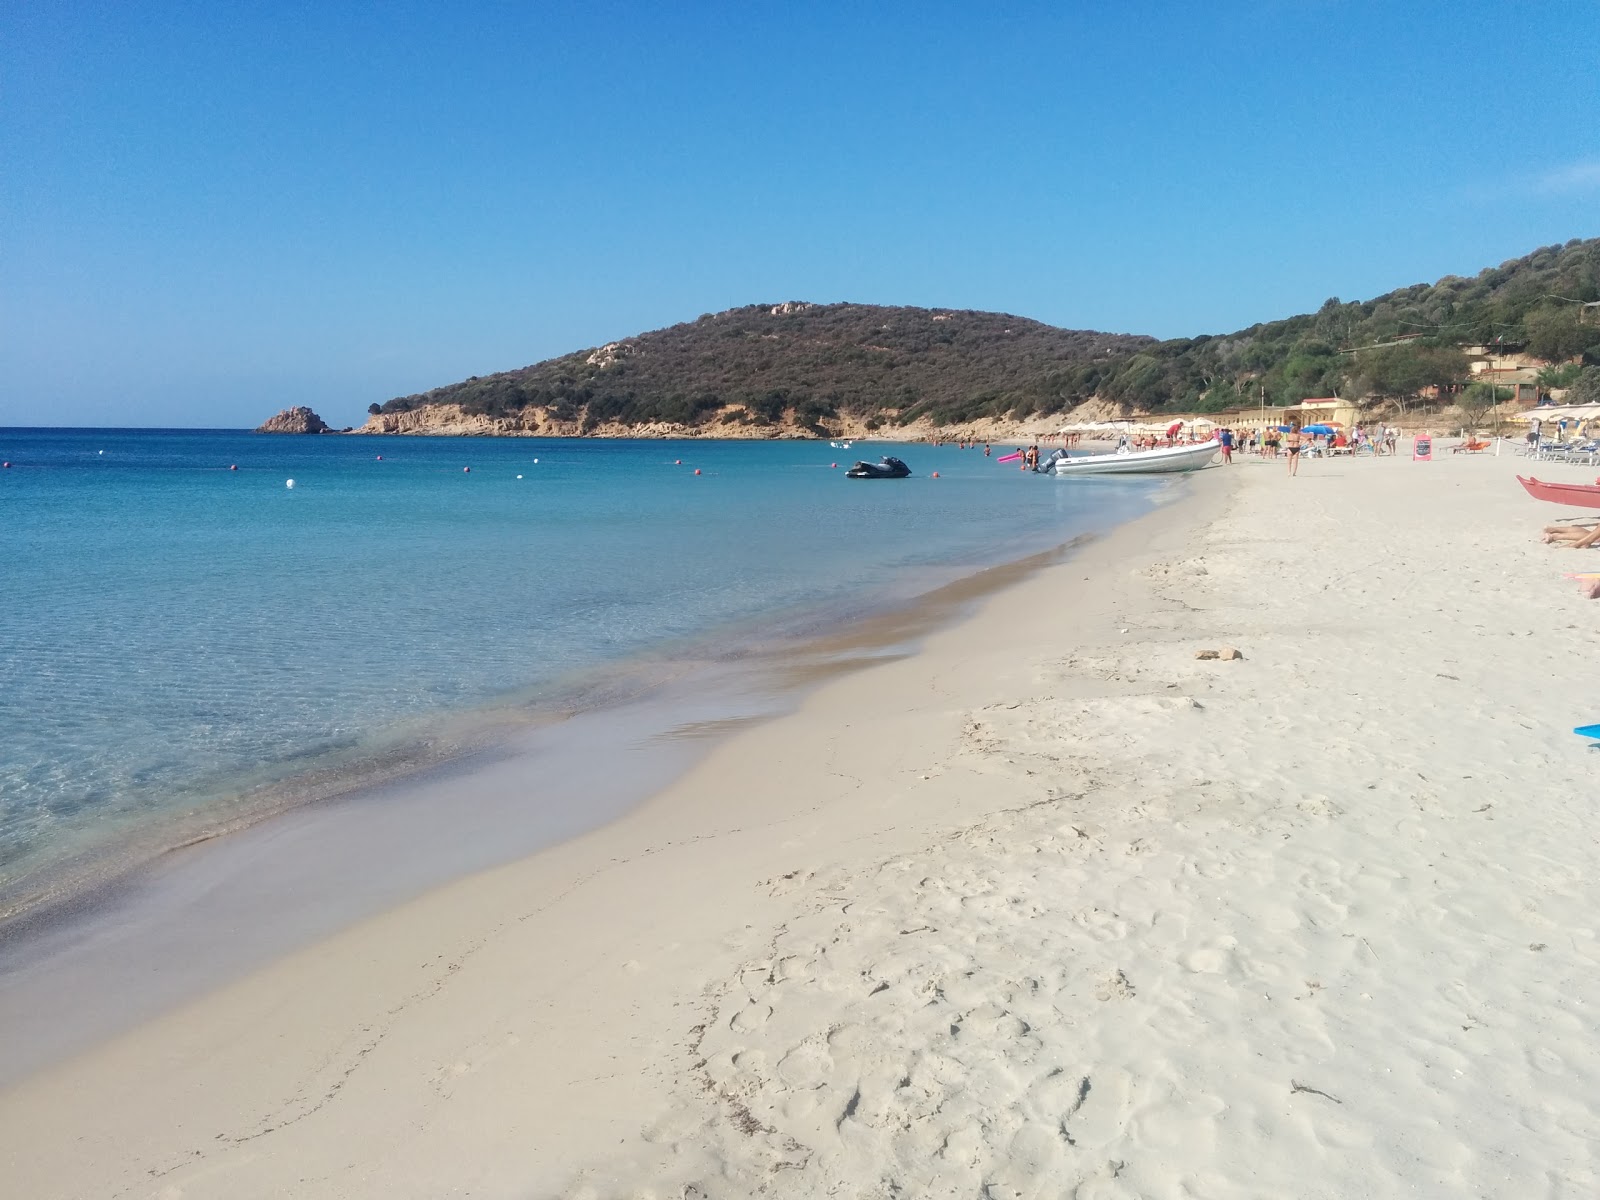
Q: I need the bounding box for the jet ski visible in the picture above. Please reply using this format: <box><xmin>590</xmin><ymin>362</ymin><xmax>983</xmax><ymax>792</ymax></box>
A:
<box><xmin>845</xmin><ymin>456</ymin><xmax>911</xmax><ymax>479</ymax></box>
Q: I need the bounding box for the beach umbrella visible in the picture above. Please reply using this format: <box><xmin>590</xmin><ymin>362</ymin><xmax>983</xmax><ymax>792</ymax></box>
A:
<box><xmin>1302</xmin><ymin>423</ymin><xmax>1336</xmax><ymax>436</ymax></box>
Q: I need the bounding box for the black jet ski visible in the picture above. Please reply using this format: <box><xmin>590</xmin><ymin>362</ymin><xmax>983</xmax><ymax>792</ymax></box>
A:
<box><xmin>845</xmin><ymin>456</ymin><xmax>911</xmax><ymax>479</ymax></box>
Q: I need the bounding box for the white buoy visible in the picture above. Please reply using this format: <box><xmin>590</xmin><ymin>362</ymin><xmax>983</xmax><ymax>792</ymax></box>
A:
<box><xmin>285</xmin><ymin>479</ymin><xmax>295</xmax><ymax>489</ymax></box>
<box><xmin>533</xmin><ymin>458</ymin><xmax>539</xmax><ymax>464</ymax></box>
<box><xmin>98</xmin><ymin>450</ymin><xmax>104</xmax><ymax>455</ymax></box>
<box><xmin>516</xmin><ymin>474</ymin><xmax>523</xmax><ymax>479</ymax></box>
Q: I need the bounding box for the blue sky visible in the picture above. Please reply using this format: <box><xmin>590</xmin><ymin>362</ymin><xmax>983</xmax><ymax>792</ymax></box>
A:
<box><xmin>4</xmin><ymin>1</ymin><xmax>1598</xmax><ymax>427</ymax></box>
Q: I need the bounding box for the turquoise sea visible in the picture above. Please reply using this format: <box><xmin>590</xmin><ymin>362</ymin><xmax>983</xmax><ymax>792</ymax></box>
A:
<box><xmin>0</xmin><ymin>429</ymin><xmax>1162</xmax><ymax>921</ymax></box>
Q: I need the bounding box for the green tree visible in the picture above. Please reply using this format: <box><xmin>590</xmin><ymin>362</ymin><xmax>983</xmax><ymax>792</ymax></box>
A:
<box><xmin>1456</xmin><ymin>380</ymin><xmax>1502</xmax><ymax>433</ymax></box>
<box><xmin>1566</xmin><ymin>367</ymin><xmax>1600</xmax><ymax>406</ymax></box>
<box><xmin>1279</xmin><ymin>341</ymin><xmax>1340</xmax><ymax>399</ymax></box>
<box><xmin>1353</xmin><ymin>345</ymin><xmax>1468</xmax><ymax>411</ymax></box>
<box><xmin>1524</xmin><ymin>308</ymin><xmax>1597</xmax><ymax>362</ymax></box>
<box><xmin>1537</xmin><ymin>362</ymin><xmax>1584</xmax><ymax>391</ymax></box>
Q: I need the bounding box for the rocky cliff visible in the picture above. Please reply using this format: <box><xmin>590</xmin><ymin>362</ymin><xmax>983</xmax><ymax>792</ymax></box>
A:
<box><xmin>255</xmin><ymin>406</ymin><xmax>332</xmax><ymax>434</ymax></box>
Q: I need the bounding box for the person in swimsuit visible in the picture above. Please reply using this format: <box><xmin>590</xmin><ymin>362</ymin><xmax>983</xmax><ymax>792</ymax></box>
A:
<box><xmin>1285</xmin><ymin>422</ymin><xmax>1303</xmax><ymax>477</ymax></box>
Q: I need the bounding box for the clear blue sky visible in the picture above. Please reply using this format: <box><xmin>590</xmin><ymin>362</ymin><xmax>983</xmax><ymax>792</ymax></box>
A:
<box><xmin>4</xmin><ymin>1</ymin><xmax>1598</xmax><ymax>427</ymax></box>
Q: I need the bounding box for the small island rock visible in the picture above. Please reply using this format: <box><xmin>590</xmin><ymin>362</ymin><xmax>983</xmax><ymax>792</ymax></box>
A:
<box><xmin>255</xmin><ymin>406</ymin><xmax>332</xmax><ymax>434</ymax></box>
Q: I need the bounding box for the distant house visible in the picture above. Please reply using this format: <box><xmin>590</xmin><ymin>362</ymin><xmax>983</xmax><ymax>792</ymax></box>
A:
<box><xmin>1288</xmin><ymin>397</ymin><xmax>1362</xmax><ymax>427</ymax></box>
<box><xmin>1461</xmin><ymin>341</ymin><xmax>1543</xmax><ymax>404</ymax></box>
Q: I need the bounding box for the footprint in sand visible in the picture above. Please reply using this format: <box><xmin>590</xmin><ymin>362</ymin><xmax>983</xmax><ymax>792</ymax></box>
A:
<box><xmin>1073</xmin><ymin>907</ymin><xmax>1129</xmax><ymax>942</ymax></box>
<box><xmin>773</xmin><ymin>955</ymin><xmax>812</xmax><ymax>982</ymax></box>
<box><xmin>765</xmin><ymin>868</ymin><xmax>815</xmax><ymax>896</ymax></box>
<box><xmin>1094</xmin><ymin>969</ymin><xmax>1136</xmax><ymax>1001</ymax></box>
<box><xmin>640</xmin><ymin>1105</ymin><xmax>708</xmax><ymax>1144</ymax></box>
<box><xmin>1180</xmin><ymin>937</ymin><xmax>1238</xmax><ymax>975</ymax></box>
<box><xmin>776</xmin><ymin>1039</ymin><xmax>834</xmax><ymax>1089</ymax></box>
<box><xmin>729</xmin><ymin>1004</ymin><xmax>771</xmax><ymax>1033</ymax></box>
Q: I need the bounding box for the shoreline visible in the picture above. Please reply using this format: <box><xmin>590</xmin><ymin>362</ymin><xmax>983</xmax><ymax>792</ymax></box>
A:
<box><xmin>5</xmin><ymin>451</ymin><xmax>1597</xmax><ymax>1197</ymax></box>
<box><xmin>0</xmin><ymin>434</ymin><xmax>1156</xmax><ymax>937</ymax></box>
<box><xmin>0</xmin><ymin>495</ymin><xmax>1164</xmax><ymax>1087</ymax></box>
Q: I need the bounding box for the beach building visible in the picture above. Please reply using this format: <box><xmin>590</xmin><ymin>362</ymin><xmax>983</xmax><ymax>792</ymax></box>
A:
<box><xmin>1463</xmin><ymin>342</ymin><xmax>1544</xmax><ymax>405</ymax></box>
<box><xmin>1287</xmin><ymin>397</ymin><xmax>1362</xmax><ymax>428</ymax></box>
<box><xmin>1203</xmin><ymin>404</ymin><xmax>1294</xmax><ymax>430</ymax></box>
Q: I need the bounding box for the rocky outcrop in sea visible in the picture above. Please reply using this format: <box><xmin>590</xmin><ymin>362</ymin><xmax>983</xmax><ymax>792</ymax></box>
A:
<box><xmin>255</xmin><ymin>407</ymin><xmax>332</xmax><ymax>434</ymax></box>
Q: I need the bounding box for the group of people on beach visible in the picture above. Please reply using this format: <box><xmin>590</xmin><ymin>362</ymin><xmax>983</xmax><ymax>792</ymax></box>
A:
<box><xmin>1205</xmin><ymin>422</ymin><xmax>1402</xmax><ymax>476</ymax></box>
<box><xmin>1214</xmin><ymin>423</ymin><xmax>1399</xmax><ymax>460</ymax></box>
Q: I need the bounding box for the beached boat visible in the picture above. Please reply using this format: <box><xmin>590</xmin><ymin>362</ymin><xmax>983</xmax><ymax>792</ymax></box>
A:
<box><xmin>1042</xmin><ymin>439</ymin><xmax>1221</xmax><ymax>477</ymax></box>
<box><xmin>1516</xmin><ymin>475</ymin><xmax>1600</xmax><ymax>509</ymax></box>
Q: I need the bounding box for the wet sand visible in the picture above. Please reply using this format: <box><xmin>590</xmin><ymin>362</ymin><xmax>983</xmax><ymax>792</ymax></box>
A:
<box><xmin>0</xmin><ymin>516</ymin><xmax>1131</xmax><ymax>1087</ymax></box>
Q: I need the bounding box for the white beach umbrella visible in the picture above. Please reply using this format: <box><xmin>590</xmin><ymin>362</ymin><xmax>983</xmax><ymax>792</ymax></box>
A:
<box><xmin>1513</xmin><ymin>404</ymin><xmax>1600</xmax><ymax>422</ymax></box>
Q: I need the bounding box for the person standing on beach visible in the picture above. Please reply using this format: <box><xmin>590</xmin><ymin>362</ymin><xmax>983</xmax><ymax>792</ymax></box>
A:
<box><xmin>1218</xmin><ymin>427</ymin><xmax>1234</xmax><ymax>464</ymax></box>
<box><xmin>1285</xmin><ymin>422</ymin><xmax>1303</xmax><ymax>477</ymax></box>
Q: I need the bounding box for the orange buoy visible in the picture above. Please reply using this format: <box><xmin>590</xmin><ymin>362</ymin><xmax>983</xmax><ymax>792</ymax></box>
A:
<box><xmin>229</xmin><ymin>464</ymin><xmax>237</xmax><ymax>471</ymax></box>
<box><xmin>463</xmin><ymin>466</ymin><xmax>470</xmax><ymax>473</ymax></box>
<box><xmin>675</xmin><ymin>459</ymin><xmax>682</xmax><ymax>465</ymax></box>
<box><xmin>694</xmin><ymin>468</ymin><xmax>702</xmax><ymax>475</ymax></box>
<box><xmin>931</xmin><ymin>471</ymin><xmax>939</xmax><ymax>478</ymax></box>
<box><xmin>376</xmin><ymin>455</ymin><xmax>383</xmax><ymax>461</ymax></box>
<box><xmin>2</xmin><ymin>462</ymin><xmax>9</xmax><ymax>469</ymax></box>
<box><xmin>831</xmin><ymin>462</ymin><xmax>837</xmax><ymax>468</ymax></box>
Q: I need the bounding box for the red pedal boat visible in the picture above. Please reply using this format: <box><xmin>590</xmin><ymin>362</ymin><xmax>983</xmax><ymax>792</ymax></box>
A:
<box><xmin>1517</xmin><ymin>475</ymin><xmax>1600</xmax><ymax>509</ymax></box>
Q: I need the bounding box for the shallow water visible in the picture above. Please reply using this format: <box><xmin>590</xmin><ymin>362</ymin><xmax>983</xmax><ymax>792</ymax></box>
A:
<box><xmin>0</xmin><ymin>429</ymin><xmax>1162</xmax><ymax>916</ymax></box>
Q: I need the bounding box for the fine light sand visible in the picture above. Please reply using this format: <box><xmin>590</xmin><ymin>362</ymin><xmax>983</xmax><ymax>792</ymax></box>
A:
<box><xmin>2</xmin><ymin>448</ymin><xmax>1597</xmax><ymax>1198</ymax></box>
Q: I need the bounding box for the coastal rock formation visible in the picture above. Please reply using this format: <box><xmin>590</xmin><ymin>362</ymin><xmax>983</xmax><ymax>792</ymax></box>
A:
<box><xmin>255</xmin><ymin>406</ymin><xmax>332</xmax><ymax>434</ymax></box>
<box><xmin>352</xmin><ymin>401</ymin><xmax>1087</xmax><ymax>444</ymax></box>
<box><xmin>357</xmin><ymin>402</ymin><xmax>831</xmax><ymax>440</ymax></box>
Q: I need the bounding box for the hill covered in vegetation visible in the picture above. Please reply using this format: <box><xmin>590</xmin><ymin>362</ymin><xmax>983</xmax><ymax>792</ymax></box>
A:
<box><xmin>373</xmin><ymin>237</ymin><xmax>1600</xmax><ymax>432</ymax></box>
<box><xmin>375</xmin><ymin>305</ymin><xmax>1154</xmax><ymax>434</ymax></box>
<box><xmin>1116</xmin><ymin>235</ymin><xmax>1600</xmax><ymax>414</ymax></box>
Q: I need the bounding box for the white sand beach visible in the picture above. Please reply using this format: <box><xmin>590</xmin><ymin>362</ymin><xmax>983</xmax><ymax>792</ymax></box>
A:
<box><xmin>3</xmin><ymin>447</ymin><xmax>1597</xmax><ymax>1199</ymax></box>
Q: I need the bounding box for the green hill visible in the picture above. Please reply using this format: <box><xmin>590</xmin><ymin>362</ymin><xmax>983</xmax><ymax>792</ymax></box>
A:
<box><xmin>378</xmin><ymin>237</ymin><xmax>1600</xmax><ymax>429</ymax></box>
<box><xmin>1112</xmin><ymin>235</ymin><xmax>1600</xmax><ymax>414</ymax></box>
